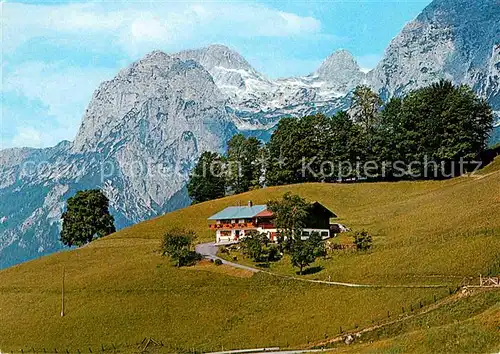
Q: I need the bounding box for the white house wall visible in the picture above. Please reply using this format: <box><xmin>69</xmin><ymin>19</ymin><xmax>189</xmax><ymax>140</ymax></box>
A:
<box><xmin>215</xmin><ymin>228</ymin><xmax>331</xmax><ymax>244</ymax></box>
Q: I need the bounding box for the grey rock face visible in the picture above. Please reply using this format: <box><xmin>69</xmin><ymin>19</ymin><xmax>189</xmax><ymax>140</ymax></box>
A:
<box><xmin>314</xmin><ymin>49</ymin><xmax>366</xmax><ymax>91</ymax></box>
<box><xmin>369</xmin><ymin>0</ymin><xmax>499</xmax><ymax>104</ymax></box>
<box><xmin>369</xmin><ymin>0</ymin><xmax>500</xmax><ymax>140</ymax></box>
<box><xmin>0</xmin><ymin>52</ymin><xmax>236</xmax><ymax>269</ymax></box>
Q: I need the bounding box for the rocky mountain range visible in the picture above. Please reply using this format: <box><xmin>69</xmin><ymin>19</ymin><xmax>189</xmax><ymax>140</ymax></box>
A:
<box><xmin>0</xmin><ymin>52</ymin><xmax>236</xmax><ymax>267</ymax></box>
<box><xmin>177</xmin><ymin>45</ymin><xmax>365</xmax><ymax>134</ymax></box>
<box><xmin>1</xmin><ymin>0</ymin><xmax>499</xmax><ymax>268</ymax></box>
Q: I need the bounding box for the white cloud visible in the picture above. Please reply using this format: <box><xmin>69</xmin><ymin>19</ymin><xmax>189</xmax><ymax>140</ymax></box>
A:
<box><xmin>2</xmin><ymin>3</ymin><xmax>123</xmax><ymax>53</ymax></box>
<box><xmin>131</xmin><ymin>16</ymin><xmax>169</xmax><ymax>41</ymax></box>
<box><xmin>357</xmin><ymin>54</ymin><xmax>382</xmax><ymax>73</ymax></box>
<box><xmin>4</xmin><ymin>62</ymin><xmax>114</xmax><ymax>122</ymax></box>
<box><xmin>2</xmin><ymin>62</ymin><xmax>115</xmax><ymax>148</ymax></box>
<box><xmin>10</xmin><ymin>127</ymin><xmax>43</xmax><ymax>148</ymax></box>
<box><xmin>277</xmin><ymin>11</ymin><xmax>321</xmax><ymax>35</ymax></box>
<box><xmin>1</xmin><ymin>1</ymin><xmax>326</xmax><ymax>148</ymax></box>
<box><xmin>2</xmin><ymin>2</ymin><xmax>323</xmax><ymax>55</ymax></box>
<box><xmin>5</xmin><ymin>125</ymin><xmax>77</xmax><ymax>149</ymax></box>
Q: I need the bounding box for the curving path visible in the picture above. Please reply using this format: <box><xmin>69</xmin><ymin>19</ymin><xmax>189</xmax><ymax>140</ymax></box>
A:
<box><xmin>196</xmin><ymin>242</ymin><xmax>450</xmax><ymax>289</ymax></box>
<box><xmin>195</xmin><ymin>242</ymin><xmax>260</xmax><ymax>273</ymax></box>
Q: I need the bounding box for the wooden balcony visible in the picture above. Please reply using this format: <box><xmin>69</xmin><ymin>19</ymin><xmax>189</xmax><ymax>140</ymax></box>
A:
<box><xmin>209</xmin><ymin>222</ymin><xmax>257</xmax><ymax>230</ymax></box>
<box><xmin>259</xmin><ymin>223</ymin><xmax>275</xmax><ymax>229</ymax></box>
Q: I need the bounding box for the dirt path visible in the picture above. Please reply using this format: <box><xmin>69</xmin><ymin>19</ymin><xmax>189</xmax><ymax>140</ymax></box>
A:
<box><xmin>196</xmin><ymin>243</ymin><xmax>500</xmax><ymax>353</ymax></box>
<box><xmin>195</xmin><ymin>242</ymin><xmax>260</xmax><ymax>273</ymax></box>
<box><xmin>196</xmin><ymin>242</ymin><xmax>450</xmax><ymax>289</ymax></box>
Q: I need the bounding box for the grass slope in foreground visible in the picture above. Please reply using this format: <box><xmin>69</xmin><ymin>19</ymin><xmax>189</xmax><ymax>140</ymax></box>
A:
<box><xmin>0</xmin><ymin>158</ymin><xmax>499</xmax><ymax>352</ymax></box>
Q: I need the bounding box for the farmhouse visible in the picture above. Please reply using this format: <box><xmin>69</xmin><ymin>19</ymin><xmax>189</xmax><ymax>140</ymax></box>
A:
<box><xmin>208</xmin><ymin>201</ymin><xmax>336</xmax><ymax>243</ymax></box>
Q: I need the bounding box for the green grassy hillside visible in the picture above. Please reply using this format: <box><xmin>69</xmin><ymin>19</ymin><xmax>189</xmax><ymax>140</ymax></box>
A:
<box><xmin>0</xmin><ymin>158</ymin><xmax>499</xmax><ymax>352</ymax></box>
<box><xmin>328</xmin><ymin>289</ymin><xmax>500</xmax><ymax>353</ymax></box>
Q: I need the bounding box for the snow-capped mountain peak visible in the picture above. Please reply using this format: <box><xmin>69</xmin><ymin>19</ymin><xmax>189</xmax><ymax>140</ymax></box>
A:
<box><xmin>177</xmin><ymin>44</ymin><xmax>253</xmax><ymax>71</ymax></box>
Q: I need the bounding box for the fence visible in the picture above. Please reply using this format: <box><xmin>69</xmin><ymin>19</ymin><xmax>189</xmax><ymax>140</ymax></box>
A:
<box><xmin>479</xmin><ymin>275</ymin><xmax>500</xmax><ymax>287</ymax></box>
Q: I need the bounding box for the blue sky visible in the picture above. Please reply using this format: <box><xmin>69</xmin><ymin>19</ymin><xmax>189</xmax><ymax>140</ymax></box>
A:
<box><xmin>1</xmin><ymin>0</ymin><xmax>432</xmax><ymax>149</ymax></box>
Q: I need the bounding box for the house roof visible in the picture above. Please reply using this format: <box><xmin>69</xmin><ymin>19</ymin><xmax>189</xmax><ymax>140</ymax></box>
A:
<box><xmin>310</xmin><ymin>201</ymin><xmax>337</xmax><ymax>218</ymax></box>
<box><xmin>207</xmin><ymin>205</ymin><xmax>267</xmax><ymax>220</ymax></box>
<box><xmin>207</xmin><ymin>201</ymin><xmax>337</xmax><ymax>221</ymax></box>
<box><xmin>255</xmin><ymin>209</ymin><xmax>274</xmax><ymax>218</ymax></box>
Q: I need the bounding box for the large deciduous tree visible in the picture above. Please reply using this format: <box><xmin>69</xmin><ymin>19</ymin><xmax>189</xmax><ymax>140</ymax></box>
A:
<box><xmin>226</xmin><ymin>134</ymin><xmax>262</xmax><ymax>194</ymax></box>
<box><xmin>187</xmin><ymin>151</ymin><xmax>226</xmax><ymax>204</ymax></box>
<box><xmin>60</xmin><ymin>189</ymin><xmax>116</xmax><ymax>247</ymax></box>
<box><xmin>380</xmin><ymin>80</ymin><xmax>493</xmax><ymax>178</ymax></box>
<box><xmin>268</xmin><ymin>192</ymin><xmax>311</xmax><ymax>247</ymax></box>
<box><xmin>290</xmin><ymin>238</ymin><xmax>317</xmax><ymax>275</ymax></box>
<box><xmin>350</xmin><ymin>85</ymin><xmax>383</xmax><ymax>132</ymax></box>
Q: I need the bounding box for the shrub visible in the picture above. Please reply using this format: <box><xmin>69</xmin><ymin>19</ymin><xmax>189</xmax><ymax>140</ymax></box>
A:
<box><xmin>353</xmin><ymin>230</ymin><xmax>373</xmax><ymax>251</ymax></box>
<box><xmin>267</xmin><ymin>244</ymin><xmax>281</xmax><ymax>262</ymax></box>
<box><xmin>162</xmin><ymin>228</ymin><xmax>200</xmax><ymax>267</ymax></box>
<box><xmin>214</xmin><ymin>259</ymin><xmax>223</xmax><ymax>266</ymax></box>
<box><xmin>240</xmin><ymin>231</ymin><xmax>267</xmax><ymax>262</ymax></box>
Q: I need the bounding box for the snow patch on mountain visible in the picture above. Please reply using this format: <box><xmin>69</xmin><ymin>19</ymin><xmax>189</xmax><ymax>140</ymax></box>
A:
<box><xmin>176</xmin><ymin>45</ymin><xmax>366</xmax><ymax>131</ymax></box>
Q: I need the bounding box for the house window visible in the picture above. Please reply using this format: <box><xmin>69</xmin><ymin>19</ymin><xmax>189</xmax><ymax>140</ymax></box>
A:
<box><xmin>216</xmin><ymin>220</ymin><xmax>221</xmax><ymax>225</ymax></box>
<box><xmin>302</xmin><ymin>231</ymin><xmax>310</xmax><ymax>236</ymax></box>
<box><xmin>321</xmin><ymin>231</ymin><xmax>329</xmax><ymax>237</ymax></box>
<box><xmin>231</xmin><ymin>219</ymin><xmax>236</xmax><ymax>224</ymax></box>
<box><xmin>238</xmin><ymin>219</ymin><xmax>245</xmax><ymax>224</ymax></box>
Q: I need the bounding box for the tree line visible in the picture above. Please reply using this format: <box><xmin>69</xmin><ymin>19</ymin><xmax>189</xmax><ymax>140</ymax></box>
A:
<box><xmin>188</xmin><ymin>80</ymin><xmax>494</xmax><ymax>204</ymax></box>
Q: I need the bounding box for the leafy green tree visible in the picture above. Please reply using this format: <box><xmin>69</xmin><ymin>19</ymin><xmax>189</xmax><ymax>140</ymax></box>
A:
<box><xmin>226</xmin><ymin>134</ymin><xmax>262</xmax><ymax>193</ymax></box>
<box><xmin>265</xmin><ymin>115</ymin><xmax>332</xmax><ymax>185</ymax></box>
<box><xmin>308</xmin><ymin>231</ymin><xmax>327</xmax><ymax>258</ymax></box>
<box><xmin>328</xmin><ymin>111</ymin><xmax>365</xmax><ymax>180</ymax></box>
<box><xmin>350</xmin><ymin>85</ymin><xmax>383</xmax><ymax>166</ymax></box>
<box><xmin>290</xmin><ymin>239</ymin><xmax>317</xmax><ymax>275</ymax></box>
<box><xmin>265</xmin><ymin>113</ymin><xmax>366</xmax><ymax>184</ymax></box>
<box><xmin>267</xmin><ymin>244</ymin><xmax>281</xmax><ymax>263</ymax></box>
<box><xmin>371</xmin><ymin>97</ymin><xmax>404</xmax><ymax>178</ymax></box>
<box><xmin>60</xmin><ymin>189</ymin><xmax>115</xmax><ymax>247</ymax></box>
<box><xmin>162</xmin><ymin>228</ymin><xmax>200</xmax><ymax>267</ymax></box>
<box><xmin>380</xmin><ymin>80</ymin><xmax>493</xmax><ymax>178</ymax></box>
<box><xmin>350</xmin><ymin>85</ymin><xmax>383</xmax><ymax>131</ymax></box>
<box><xmin>353</xmin><ymin>230</ymin><xmax>373</xmax><ymax>251</ymax></box>
<box><xmin>268</xmin><ymin>192</ymin><xmax>311</xmax><ymax>246</ymax></box>
<box><xmin>265</xmin><ymin>117</ymin><xmax>302</xmax><ymax>186</ymax></box>
<box><xmin>240</xmin><ymin>230</ymin><xmax>267</xmax><ymax>262</ymax></box>
<box><xmin>187</xmin><ymin>151</ymin><xmax>226</xmax><ymax>204</ymax></box>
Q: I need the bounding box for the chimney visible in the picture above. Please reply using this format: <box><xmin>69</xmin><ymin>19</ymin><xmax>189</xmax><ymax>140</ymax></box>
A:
<box><xmin>248</xmin><ymin>200</ymin><xmax>253</xmax><ymax>207</ymax></box>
